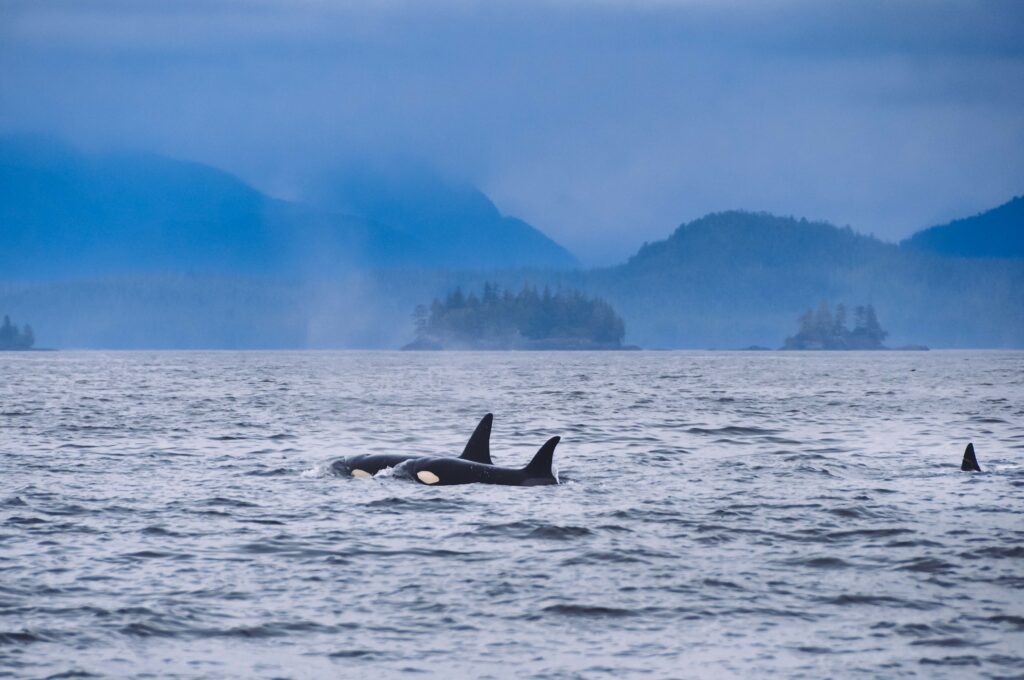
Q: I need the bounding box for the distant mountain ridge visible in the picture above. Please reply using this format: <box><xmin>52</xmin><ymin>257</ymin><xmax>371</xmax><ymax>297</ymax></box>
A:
<box><xmin>625</xmin><ymin>211</ymin><xmax>889</xmax><ymax>270</ymax></box>
<box><xmin>2</xmin><ymin>209</ymin><xmax>1021</xmax><ymax>349</ymax></box>
<box><xmin>0</xmin><ymin>136</ymin><xmax>576</xmax><ymax>280</ymax></box>
<box><xmin>900</xmin><ymin>195</ymin><xmax>1023</xmax><ymax>259</ymax></box>
<box><xmin>1</xmin><ymin>137</ymin><xmax>1021</xmax><ymax>349</ymax></box>
<box><xmin>311</xmin><ymin>168</ymin><xmax>576</xmax><ymax>269</ymax></box>
<box><xmin>583</xmin><ymin>210</ymin><xmax>1023</xmax><ymax>348</ymax></box>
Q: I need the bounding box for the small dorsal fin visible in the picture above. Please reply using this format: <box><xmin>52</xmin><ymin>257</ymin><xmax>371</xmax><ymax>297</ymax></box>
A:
<box><xmin>961</xmin><ymin>442</ymin><xmax>981</xmax><ymax>472</ymax></box>
<box><xmin>459</xmin><ymin>414</ymin><xmax>493</xmax><ymax>464</ymax></box>
<box><xmin>523</xmin><ymin>436</ymin><xmax>560</xmax><ymax>479</ymax></box>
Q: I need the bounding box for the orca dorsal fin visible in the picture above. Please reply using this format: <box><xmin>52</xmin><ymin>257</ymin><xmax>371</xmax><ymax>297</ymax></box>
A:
<box><xmin>961</xmin><ymin>442</ymin><xmax>981</xmax><ymax>472</ymax></box>
<box><xmin>523</xmin><ymin>436</ymin><xmax>560</xmax><ymax>479</ymax></box>
<box><xmin>459</xmin><ymin>414</ymin><xmax>493</xmax><ymax>464</ymax></box>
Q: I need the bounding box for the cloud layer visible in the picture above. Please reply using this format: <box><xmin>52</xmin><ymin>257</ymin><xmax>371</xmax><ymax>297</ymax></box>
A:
<box><xmin>2</xmin><ymin>0</ymin><xmax>1023</xmax><ymax>263</ymax></box>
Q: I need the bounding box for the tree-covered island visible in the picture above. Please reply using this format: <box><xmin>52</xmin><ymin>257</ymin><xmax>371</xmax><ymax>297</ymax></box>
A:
<box><xmin>782</xmin><ymin>302</ymin><xmax>890</xmax><ymax>350</ymax></box>
<box><xmin>404</xmin><ymin>283</ymin><xmax>631</xmax><ymax>350</ymax></box>
<box><xmin>0</xmin><ymin>315</ymin><xmax>35</xmax><ymax>350</ymax></box>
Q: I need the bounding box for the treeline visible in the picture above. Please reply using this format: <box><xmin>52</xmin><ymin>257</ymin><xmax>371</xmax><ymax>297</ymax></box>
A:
<box><xmin>0</xmin><ymin>314</ymin><xmax>34</xmax><ymax>350</ymax></box>
<box><xmin>409</xmin><ymin>283</ymin><xmax>626</xmax><ymax>349</ymax></box>
<box><xmin>592</xmin><ymin>211</ymin><xmax>1024</xmax><ymax>349</ymax></box>
<box><xmin>783</xmin><ymin>302</ymin><xmax>887</xmax><ymax>350</ymax></box>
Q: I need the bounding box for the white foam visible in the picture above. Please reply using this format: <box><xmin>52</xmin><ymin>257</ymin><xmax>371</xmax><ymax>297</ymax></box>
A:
<box><xmin>301</xmin><ymin>462</ymin><xmax>334</xmax><ymax>478</ymax></box>
<box><xmin>374</xmin><ymin>466</ymin><xmax>399</xmax><ymax>479</ymax></box>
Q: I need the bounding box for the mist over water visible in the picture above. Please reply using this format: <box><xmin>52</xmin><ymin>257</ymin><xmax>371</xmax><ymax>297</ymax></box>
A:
<box><xmin>1</xmin><ymin>351</ymin><xmax>1022</xmax><ymax>678</ymax></box>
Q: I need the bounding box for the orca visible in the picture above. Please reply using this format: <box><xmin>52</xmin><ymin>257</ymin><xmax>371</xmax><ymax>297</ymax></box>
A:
<box><xmin>961</xmin><ymin>442</ymin><xmax>981</xmax><ymax>472</ymax></box>
<box><xmin>402</xmin><ymin>436</ymin><xmax>560</xmax><ymax>487</ymax></box>
<box><xmin>332</xmin><ymin>414</ymin><xmax>494</xmax><ymax>478</ymax></box>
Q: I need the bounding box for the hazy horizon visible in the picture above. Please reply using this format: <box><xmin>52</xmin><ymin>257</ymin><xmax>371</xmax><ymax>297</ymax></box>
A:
<box><xmin>3</xmin><ymin>0</ymin><xmax>1023</xmax><ymax>264</ymax></box>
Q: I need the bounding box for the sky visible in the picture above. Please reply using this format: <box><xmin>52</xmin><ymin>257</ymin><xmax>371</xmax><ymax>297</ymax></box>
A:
<box><xmin>2</xmin><ymin>0</ymin><xmax>1023</xmax><ymax>264</ymax></box>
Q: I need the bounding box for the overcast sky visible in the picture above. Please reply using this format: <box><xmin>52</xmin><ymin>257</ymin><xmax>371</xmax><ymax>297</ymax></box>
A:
<box><xmin>2</xmin><ymin>0</ymin><xmax>1023</xmax><ymax>264</ymax></box>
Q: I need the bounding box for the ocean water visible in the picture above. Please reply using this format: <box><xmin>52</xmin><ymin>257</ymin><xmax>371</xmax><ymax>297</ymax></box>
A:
<box><xmin>1</xmin><ymin>350</ymin><xmax>1022</xmax><ymax>679</ymax></box>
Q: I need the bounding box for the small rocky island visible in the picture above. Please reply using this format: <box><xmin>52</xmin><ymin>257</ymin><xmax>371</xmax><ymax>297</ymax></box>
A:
<box><xmin>0</xmin><ymin>315</ymin><xmax>35</xmax><ymax>351</ymax></box>
<box><xmin>404</xmin><ymin>283</ymin><xmax>631</xmax><ymax>350</ymax></box>
<box><xmin>783</xmin><ymin>302</ymin><xmax>894</xmax><ymax>350</ymax></box>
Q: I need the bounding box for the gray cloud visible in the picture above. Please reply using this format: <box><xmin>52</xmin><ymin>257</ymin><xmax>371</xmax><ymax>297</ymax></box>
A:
<box><xmin>2</xmin><ymin>0</ymin><xmax>1023</xmax><ymax>263</ymax></box>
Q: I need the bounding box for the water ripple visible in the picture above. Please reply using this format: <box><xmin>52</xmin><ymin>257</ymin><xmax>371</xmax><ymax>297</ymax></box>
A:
<box><xmin>0</xmin><ymin>349</ymin><xmax>1021</xmax><ymax>678</ymax></box>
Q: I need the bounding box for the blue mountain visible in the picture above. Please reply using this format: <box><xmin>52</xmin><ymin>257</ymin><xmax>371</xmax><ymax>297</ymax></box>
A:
<box><xmin>586</xmin><ymin>210</ymin><xmax>1024</xmax><ymax>348</ymax></box>
<box><xmin>309</xmin><ymin>167</ymin><xmax>576</xmax><ymax>269</ymax></box>
<box><xmin>0</xmin><ymin>136</ymin><xmax>575</xmax><ymax>279</ymax></box>
<box><xmin>900</xmin><ymin>195</ymin><xmax>1024</xmax><ymax>259</ymax></box>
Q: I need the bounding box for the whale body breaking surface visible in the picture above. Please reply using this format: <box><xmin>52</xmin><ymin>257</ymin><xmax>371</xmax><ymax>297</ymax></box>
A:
<box><xmin>331</xmin><ymin>413</ymin><xmax>495</xmax><ymax>478</ymax></box>
<box><xmin>402</xmin><ymin>436</ymin><xmax>561</xmax><ymax>487</ymax></box>
<box><xmin>331</xmin><ymin>413</ymin><xmax>563</xmax><ymax>487</ymax></box>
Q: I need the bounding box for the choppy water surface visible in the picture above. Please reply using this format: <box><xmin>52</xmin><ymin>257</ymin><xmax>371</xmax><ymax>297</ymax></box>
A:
<box><xmin>1</xmin><ymin>351</ymin><xmax>1022</xmax><ymax>678</ymax></box>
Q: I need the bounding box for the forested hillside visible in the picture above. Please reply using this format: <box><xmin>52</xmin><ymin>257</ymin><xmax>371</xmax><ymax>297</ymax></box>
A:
<box><xmin>406</xmin><ymin>284</ymin><xmax>625</xmax><ymax>349</ymax></box>
<box><xmin>583</xmin><ymin>211</ymin><xmax>1023</xmax><ymax>348</ymax></box>
<box><xmin>2</xmin><ymin>140</ymin><xmax>1021</xmax><ymax>351</ymax></box>
<box><xmin>0</xmin><ymin>136</ymin><xmax>576</xmax><ymax>280</ymax></box>
<box><xmin>901</xmin><ymin>195</ymin><xmax>1023</xmax><ymax>259</ymax></box>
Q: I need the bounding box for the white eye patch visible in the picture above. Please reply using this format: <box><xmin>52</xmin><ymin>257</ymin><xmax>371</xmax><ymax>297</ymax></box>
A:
<box><xmin>416</xmin><ymin>470</ymin><xmax>440</xmax><ymax>485</ymax></box>
<box><xmin>351</xmin><ymin>469</ymin><xmax>372</xmax><ymax>479</ymax></box>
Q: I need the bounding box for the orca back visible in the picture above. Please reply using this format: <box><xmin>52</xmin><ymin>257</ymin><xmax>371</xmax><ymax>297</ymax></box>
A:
<box><xmin>406</xmin><ymin>436</ymin><xmax>561</xmax><ymax>487</ymax></box>
<box><xmin>334</xmin><ymin>453</ymin><xmax>414</xmax><ymax>477</ymax></box>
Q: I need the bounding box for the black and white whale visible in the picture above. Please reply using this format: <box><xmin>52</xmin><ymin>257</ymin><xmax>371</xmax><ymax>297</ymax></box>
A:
<box><xmin>961</xmin><ymin>442</ymin><xmax>981</xmax><ymax>472</ymax></box>
<box><xmin>402</xmin><ymin>436</ymin><xmax>561</xmax><ymax>487</ymax></box>
<box><xmin>332</xmin><ymin>414</ymin><xmax>494</xmax><ymax>478</ymax></box>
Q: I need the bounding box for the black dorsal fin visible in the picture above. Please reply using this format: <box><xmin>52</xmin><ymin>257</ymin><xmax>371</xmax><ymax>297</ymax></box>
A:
<box><xmin>459</xmin><ymin>414</ymin><xmax>493</xmax><ymax>464</ymax></box>
<box><xmin>961</xmin><ymin>442</ymin><xmax>981</xmax><ymax>472</ymax></box>
<box><xmin>523</xmin><ymin>436</ymin><xmax>560</xmax><ymax>479</ymax></box>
